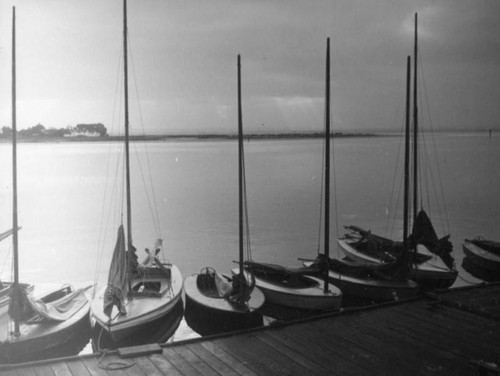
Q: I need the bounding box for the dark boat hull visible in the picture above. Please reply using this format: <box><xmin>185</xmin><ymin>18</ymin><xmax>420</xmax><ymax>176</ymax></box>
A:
<box><xmin>462</xmin><ymin>241</ymin><xmax>500</xmax><ymax>282</ymax></box>
<box><xmin>410</xmin><ymin>265</ymin><xmax>458</xmax><ymax>290</ymax></box>
<box><xmin>463</xmin><ymin>242</ymin><xmax>500</xmax><ymax>272</ymax></box>
<box><xmin>184</xmin><ymin>275</ymin><xmax>264</xmax><ymax>336</ymax></box>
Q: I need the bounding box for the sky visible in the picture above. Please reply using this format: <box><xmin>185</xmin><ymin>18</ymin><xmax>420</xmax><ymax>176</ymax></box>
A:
<box><xmin>0</xmin><ymin>0</ymin><xmax>499</xmax><ymax>135</ymax></box>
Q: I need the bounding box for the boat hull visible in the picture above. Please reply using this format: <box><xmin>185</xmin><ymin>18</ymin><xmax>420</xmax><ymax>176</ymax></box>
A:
<box><xmin>91</xmin><ymin>298</ymin><xmax>183</xmax><ymax>350</ymax></box>
<box><xmin>462</xmin><ymin>242</ymin><xmax>500</xmax><ymax>282</ymax></box>
<box><xmin>236</xmin><ymin>268</ymin><xmax>342</xmax><ymax>311</ymax></box>
<box><xmin>0</xmin><ymin>282</ymin><xmax>34</xmax><ymax>315</ymax></box>
<box><xmin>90</xmin><ymin>264</ymin><xmax>183</xmax><ymax>345</ymax></box>
<box><xmin>326</xmin><ymin>269</ymin><xmax>418</xmax><ymax>302</ymax></box>
<box><xmin>339</xmin><ymin>239</ymin><xmax>457</xmax><ymax>290</ymax></box>
<box><xmin>302</xmin><ymin>260</ymin><xmax>418</xmax><ymax>302</ymax></box>
<box><xmin>412</xmin><ymin>262</ymin><xmax>458</xmax><ymax>290</ymax></box>
<box><xmin>463</xmin><ymin>241</ymin><xmax>500</xmax><ymax>272</ymax></box>
<box><xmin>184</xmin><ymin>274</ymin><xmax>264</xmax><ymax>335</ymax></box>
<box><xmin>0</xmin><ymin>286</ymin><xmax>91</xmax><ymax>364</ymax></box>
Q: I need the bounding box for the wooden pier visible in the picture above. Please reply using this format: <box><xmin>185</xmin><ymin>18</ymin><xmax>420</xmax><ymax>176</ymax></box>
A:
<box><xmin>1</xmin><ymin>283</ymin><xmax>499</xmax><ymax>375</ymax></box>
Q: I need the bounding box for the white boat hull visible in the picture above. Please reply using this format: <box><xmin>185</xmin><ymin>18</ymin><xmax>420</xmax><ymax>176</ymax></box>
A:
<box><xmin>339</xmin><ymin>239</ymin><xmax>457</xmax><ymax>289</ymax></box>
<box><xmin>234</xmin><ymin>268</ymin><xmax>342</xmax><ymax>311</ymax></box>
<box><xmin>90</xmin><ymin>264</ymin><xmax>183</xmax><ymax>343</ymax></box>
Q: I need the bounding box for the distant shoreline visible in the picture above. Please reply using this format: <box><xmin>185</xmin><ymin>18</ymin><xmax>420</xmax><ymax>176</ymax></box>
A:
<box><xmin>0</xmin><ymin>132</ymin><xmax>378</xmax><ymax>143</ymax></box>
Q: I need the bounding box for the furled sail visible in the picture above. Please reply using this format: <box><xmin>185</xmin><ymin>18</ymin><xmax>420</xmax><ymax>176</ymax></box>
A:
<box><xmin>103</xmin><ymin>225</ymin><xmax>128</xmax><ymax>317</ymax></box>
<box><xmin>411</xmin><ymin>209</ymin><xmax>454</xmax><ymax>268</ymax></box>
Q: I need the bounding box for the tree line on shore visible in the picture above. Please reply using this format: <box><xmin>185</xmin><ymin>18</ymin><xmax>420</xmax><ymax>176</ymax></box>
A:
<box><xmin>0</xmin><ymin>123</ymin><xmax>108</xmax><ymax>138</ymax></box>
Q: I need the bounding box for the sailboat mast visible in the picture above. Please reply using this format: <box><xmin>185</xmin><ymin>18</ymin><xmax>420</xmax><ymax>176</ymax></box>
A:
<box><xmin>323</xmin><ymin>37</ymin><xmax>331</xmax><ymax>293</ymax></box>
<box><xmin>412</xmin><ymin>12</ymin><xmax>418</xmax><ymax>224</ymax></box>
<box><xmin>11</xmin><ymin>6</ymin><xmax>20</xmax><ymax>335</ymax></box>
<box><xmin>123</xmin><ymin>0</ymin><xmax>132</xmax><ymax>252</ymax></box>
<box><xmin>237</xmin><ymin>55</ymin><xmax>244</xmax><ymax>275</ymax></box>
<box><xmin>403</xmin><ymin>56</ymin><xmax>411</xmax><ymax>260</ymax></box>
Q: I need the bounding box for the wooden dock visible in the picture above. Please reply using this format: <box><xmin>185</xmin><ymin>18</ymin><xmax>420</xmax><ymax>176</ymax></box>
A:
<box><xmin>1</xmin><ymin>283</ymin><xmax>499</xmax><ymax>375</ymax></box>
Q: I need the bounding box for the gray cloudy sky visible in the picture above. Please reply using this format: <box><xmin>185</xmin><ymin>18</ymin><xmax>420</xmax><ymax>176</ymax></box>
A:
<box><xmin>0</xmin><ymin>0</ymin><xmax>499</xmax><ymax>135</ymax></box>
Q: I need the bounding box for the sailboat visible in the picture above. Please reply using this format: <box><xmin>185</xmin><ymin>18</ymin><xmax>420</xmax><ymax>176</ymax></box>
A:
<box><xmin>462</xmin><ymin>238</ymin><xmax>500</xmax><ymax>282</ymax></box>
<box><xmin>184</xmin><ymin>55</ymin><xmax>265</xmax><ymax>335</ymax></box>
<box><xmin>89</xmin><ymin>0</ymin><xmax>183</xmax><ymax>348</ymax></box>
<box><xmin>241</xmin><ymin>39</ymin><xmax>342</xmax><ymax>312</ymax></box>
<box><xmin>0</xmin><ymin>229</ymin><xmax>33</xmax><ymax>315</ymax></box>
<box><xmin>338</xmin><ymin>13</ymin><xmax>457</xmax><ymax>291</ymax></box>
<box><xmin>0</xmin><ymin>7</ymin><xmax>91</xmax><ymax>364</ymax></box>
<box><xmin>302</xmin><ymin>43</ymin><xmax>418</xmax><ymax>303</ymax></box>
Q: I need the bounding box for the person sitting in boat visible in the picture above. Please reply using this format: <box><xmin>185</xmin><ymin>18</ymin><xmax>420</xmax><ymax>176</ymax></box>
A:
<box><xmin>226</xmin><ymin>272</ymin><xmax>254</xmax><ymax>305</ymax></box>
<box><xmin>142</xmin><ymin>247</ymin><xmax>161</xmax><ymax>267</ymax></box>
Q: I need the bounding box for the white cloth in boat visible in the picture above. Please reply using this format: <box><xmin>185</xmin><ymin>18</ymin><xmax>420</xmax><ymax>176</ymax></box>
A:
<box><xmin>26</xmin><ymin>286</ymin><xmax>90</xmax><ymax>322</ymax></box>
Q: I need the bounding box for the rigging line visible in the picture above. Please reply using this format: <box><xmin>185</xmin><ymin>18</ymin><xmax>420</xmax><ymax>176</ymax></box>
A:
<box><xmin>94</xmin><ymin>48</ymin><xmax>125</xmax><ymax>288</ymax></box>
<box><xmin>126</xmin><ymin>31</ymin><xmax>162</xmax><ymax>239</ymax></box>
<box><xmin>95</xmin><ymin>148</ymin><xmax>123</xmax><ymax>290</ymax></box>
<box><xmin>316</xmin><ymin>101</ymin><xmax>326</xmax><ymax>255</ymax></box>
<box><xmin>127</xmin><ymin>35</ymin><xmax>162</xmax><ymax>237</ymax></box>
<box><xmin>417</xmin><ymin>52</ymin><xmax>449</xmax><ymax>235</ymax></box>
<box><xmin>0</xmin><ymin>244</ymin><xmax>12</xmax><ymax>277</ymax></box>
<box><xmin>385</xmin><ymin>114</ymin><xmax>406</xmax><ymax>239</ymax></box>
<box><xmin>131</xmin><ymin>141</ymin><xmax>162</xmax><ymax>237</ymax></box>
<box><xmin>419</xmin><ymin>51</ymin><xmax>450</xmax><ymax>234</ymax></box>
<box><xmin>421</xmin><ymin>139</ymin><xmax>448</xmax><ymax>234</ymax></box>
<box><xmin>329</xmin><ymin>104</ymin><xmax>341</xmax><ymax>258</ymax></box>
<box><xmin>241</xmin><ymin>139</ymin><xmax>252</xmax><ymax>261</ymax></box>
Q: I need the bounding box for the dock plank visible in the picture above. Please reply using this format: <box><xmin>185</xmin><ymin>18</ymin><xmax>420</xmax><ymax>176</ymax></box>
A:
<box><xmin>355</xmin><ymin>309</ymin><xmax>465</xmax><ymax>374</ymax></box>
<box><xmin>258</xmin><ymin>331</ymin><xmax>328</xmax><ymax>375</ymax></box>
<box><xmin>81</xmin><ymin>356</ymin><xmax>111</xmax><ymax>376</ymax></box>
<box><xmin>392</xmin><ymin>302</ymin><xmax>500</xmax><ymax>353</ymax></box>
<box><xmin>185</xmin><ymin>342</ymin><xmax>241</xmax><ymax>376</ymax></box>
<box><xmin>52</xmin><ymin>362</ymin><xmax>72</xmax><ymax>376</ymax></box>
<box><xmin>213</xmin><ymin>334</ymin><xmax>291</xmax><ymax>376</ymax></box>
<box><xmin>200</xmin><ymin>340</ymin><xmax>259</xmax><ymax>376</ymax></box>
<box><xmin>171</xmin><ymin>345</ymin><xmax>219</xmax><ymax>376</ymax></box>
<box><xmin>308</xmin><ymin>315</ymin><xmax>415</xmax><ymax>375</ymax></box>
<box><xmin>1</xmin><ymin>369</ymin><xmax>19</xmax><ymax>376</ymax></box>
<box><xmin>130</xmin><ymin>356</ymin><xmax>164</xmax><ymax>376</ymax></box>
<box><xmin>379</xmin><ymin>307</ymin><xmax>500</xmax><ymax>369</ymax></box>
<box><xmin>238</xmin><ymin>333</ymin><xmax>314</xmax><ymax>375</ymax></box>
<box><xmin>33</xmin><ymin>364</ymin><xmax>56</xmax><ymax>376</ymax></box>
<box><xmin>147</xmin><ymin>353</ymin><xmax>183</xmax><ymax>376</ymax></box>
<box><xmin>65</xmin><ymin>360</ymin><xmax>92</xmax><ymax>376</ymax></box>
<box><xmin>291</xmin><ymin>319</ymin><xmax>379</xmax><ymax>375</ymax></box>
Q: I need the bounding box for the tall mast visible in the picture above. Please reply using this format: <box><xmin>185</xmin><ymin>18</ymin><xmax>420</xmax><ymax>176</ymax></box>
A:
<box><xmin>403</xmin><ymin>56</ymin><xmax>411</xmax><ymax>266</ymax></box>
<box><xmin>123</xmin><ymin>0</ymin><xmax>133</xmax><ymax>295</ymax></box>
<box><xmin>12</xmin><ymin>6</ymin><xmax>20</xmax><ymax>335</ymax></box>
<box><xmin>412</xmin><ymin>12</ymin><xmax>418</xmax><ymax>224</ymax></box>
<box><xmin>323</xmin><ymin>37</ymin><xmax>330</xmax><ymax>293</ymax></box>
<box><xmin>237</xmin><ymin>55</ymin><xmax>243</xmax><ymax>275</ymax></box>
<box><xmin>123</xmin><ymin>0</ymin><xmax>132</xmax><ymax>253</ymax></box>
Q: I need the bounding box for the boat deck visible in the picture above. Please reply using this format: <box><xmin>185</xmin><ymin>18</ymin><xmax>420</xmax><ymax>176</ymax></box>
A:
<box><xmin>2</xmin><ymin>283</ymin><xmax>500</xmax><ymax>375</ymax></box>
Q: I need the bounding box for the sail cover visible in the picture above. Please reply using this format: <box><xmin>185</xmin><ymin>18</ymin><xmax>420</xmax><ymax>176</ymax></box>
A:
<box><xmin>411</xmin><ymin>209</ymin><xmax>454</xmax><ymax>269</ymax></box>
<box><xmin>103</xmin><ymin>225</ymin><xmax>128</xmax><ymax>317</ymax></box>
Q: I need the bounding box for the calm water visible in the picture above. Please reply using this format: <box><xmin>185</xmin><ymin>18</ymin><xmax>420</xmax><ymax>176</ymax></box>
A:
<box><xmin>0</xmin><ymin>133</ymin><xmax>499</xmax><ymax>342</ymax></box>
